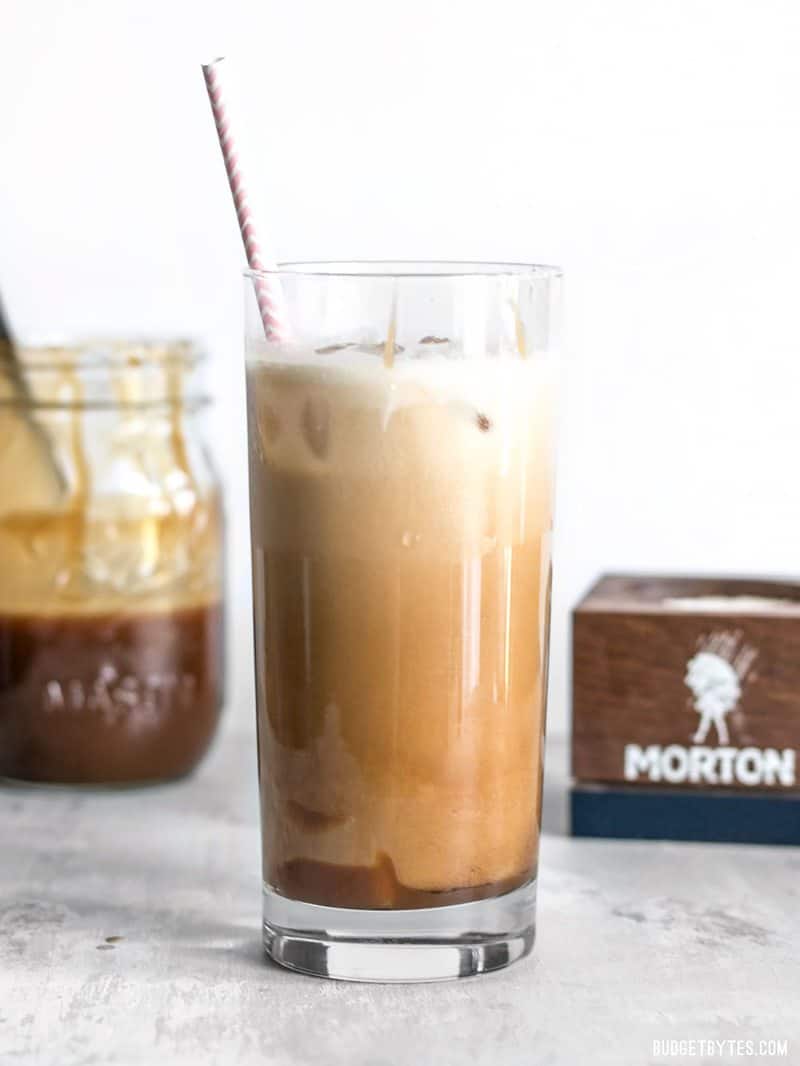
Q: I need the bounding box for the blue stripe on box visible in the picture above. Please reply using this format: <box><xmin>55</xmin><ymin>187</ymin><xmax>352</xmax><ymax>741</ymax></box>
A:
<box><xmin>570</xmin><ymin>785</ymin><xmax>800</xmax><ymax>845</ymax></box>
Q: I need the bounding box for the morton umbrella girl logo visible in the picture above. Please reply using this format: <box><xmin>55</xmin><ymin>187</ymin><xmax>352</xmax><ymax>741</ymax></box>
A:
<box><xmin>684</xmin><ymin>631</ymin><xmax>757</xmax><ymax>745</ymax></box>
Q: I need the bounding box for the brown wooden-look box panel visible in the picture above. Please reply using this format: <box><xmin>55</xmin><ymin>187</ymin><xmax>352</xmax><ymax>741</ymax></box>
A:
<box><xmin>572</xmin><ymin>575</ymin><xmax>800</xmax><ymax>792</ymax></box>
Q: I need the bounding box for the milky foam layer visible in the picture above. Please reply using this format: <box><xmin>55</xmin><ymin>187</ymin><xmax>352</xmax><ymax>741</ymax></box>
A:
<box><xmin>247</xmin><ymin>343</ymin><xmax>556</xmax><ymax>399</ymax></box>
<box><xmin>247</xmin><ymin>350</ymin><xmax>556</xmax><ymax>474</ymax></box>
<box><xmin>247</xmin><ymin>348</ymin><xmax>557</xmax><ymax>560</ymax></box>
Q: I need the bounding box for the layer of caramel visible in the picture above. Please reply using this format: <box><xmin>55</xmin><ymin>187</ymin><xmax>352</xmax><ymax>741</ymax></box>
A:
<box><xmin>275</xmin><ymin>854</ymin><xmax>532</xmax><ymax>910</ymax></box>
<box><xmin>0</xmin><ymin>603</ymin><xmax>224</xmax><ymax>784</ymax></box>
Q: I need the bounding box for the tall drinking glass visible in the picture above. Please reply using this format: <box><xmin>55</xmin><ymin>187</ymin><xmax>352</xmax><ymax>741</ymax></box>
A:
<box><xmin>244</xmin><ymin>263</ymin><xmax>561</xmax><ymax>981</ymax></box>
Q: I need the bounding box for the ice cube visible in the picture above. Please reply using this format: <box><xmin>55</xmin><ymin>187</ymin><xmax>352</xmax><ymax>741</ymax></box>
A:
<box><xmin>301</xmin><ymin>396</ymin><xmax>331</xmax><ymax>459</ymax></box>
<box><xmin>352</xmin><ymin>341</ymin><xmax>405</xmax><ymax>358</ymax></box>
<box><xmin>314</xmin><ymin>342</ymin><xmax>357</xmax><ymax>355</ymax></box>
<box><xmin>257</xmin><ymin>403</ymin><xmax>281</xmax><ymax>450</ymax></box>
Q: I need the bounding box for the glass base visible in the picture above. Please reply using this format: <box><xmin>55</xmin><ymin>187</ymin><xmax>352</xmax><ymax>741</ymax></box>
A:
<box><xmin>263</xmin><ymin>877</ymin><xmax>537</xmax><ymax>983</ymax></box>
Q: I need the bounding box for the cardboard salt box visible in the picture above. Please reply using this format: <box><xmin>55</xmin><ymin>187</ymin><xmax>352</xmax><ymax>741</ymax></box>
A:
<box><xmin>570</xmin><ymin>575</ymin><xmax>800</xmax><ymax>845</ymax></box>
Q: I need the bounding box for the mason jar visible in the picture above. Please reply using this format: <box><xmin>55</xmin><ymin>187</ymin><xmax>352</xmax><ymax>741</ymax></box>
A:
<box><xmin>0</xmin><ymin>340</ymin><xmax>225</xmax><ymax>785</ymax></box>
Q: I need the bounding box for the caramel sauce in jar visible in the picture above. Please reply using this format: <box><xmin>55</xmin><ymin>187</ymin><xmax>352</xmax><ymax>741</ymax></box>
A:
<box><xmin>0</xmin><ymin>341</ymin><xmax>225</xmax><ymax>785</ymax></box>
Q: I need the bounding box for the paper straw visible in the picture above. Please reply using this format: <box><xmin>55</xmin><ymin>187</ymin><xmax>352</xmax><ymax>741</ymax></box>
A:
<box><xmin>201</xmin><ymin>57</ymin><xmax>289</xmax><ymax>340</ymax></box>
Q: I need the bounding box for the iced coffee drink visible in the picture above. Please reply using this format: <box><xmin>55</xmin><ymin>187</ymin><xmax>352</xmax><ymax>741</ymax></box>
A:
<box><xmin>246</xmin><ymin>263</ymin><xmax>560</xmax><ymax>980</ymax></box>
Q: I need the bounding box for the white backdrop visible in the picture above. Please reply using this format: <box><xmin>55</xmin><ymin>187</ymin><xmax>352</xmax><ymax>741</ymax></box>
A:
<box><xmin>3</xmin><ymin>0</ymin><xmax>800</xmax><ymax>733</ymax></box>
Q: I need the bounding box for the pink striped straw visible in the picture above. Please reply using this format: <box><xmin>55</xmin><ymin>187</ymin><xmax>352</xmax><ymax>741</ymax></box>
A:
<box><xmin>202</xmin><ymin>57</ymin><xmax>289</xmax><ymax>341</ymax></box>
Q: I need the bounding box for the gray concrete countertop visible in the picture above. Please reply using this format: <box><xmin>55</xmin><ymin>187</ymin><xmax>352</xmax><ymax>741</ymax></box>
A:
<box><xmin>1</xmin><ymin>720</ymin><xmax>798</xmax><ymax>1066</ymax></box>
